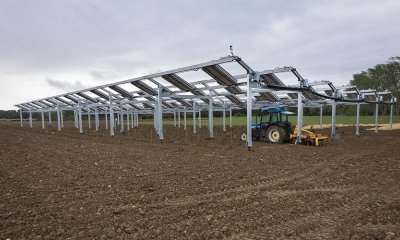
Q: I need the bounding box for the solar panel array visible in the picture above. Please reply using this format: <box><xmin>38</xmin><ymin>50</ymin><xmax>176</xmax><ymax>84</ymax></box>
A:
<box><xmin>15</xmin><ymin>55</ymin><xmax>393</xmax><ymax>112</ymax></box>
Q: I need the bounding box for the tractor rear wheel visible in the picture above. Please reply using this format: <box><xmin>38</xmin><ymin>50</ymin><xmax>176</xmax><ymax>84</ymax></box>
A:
<box><xmin>266</xmin><ymin>126</ymin><xmax>286</xmax><ymax>144</ymax></box>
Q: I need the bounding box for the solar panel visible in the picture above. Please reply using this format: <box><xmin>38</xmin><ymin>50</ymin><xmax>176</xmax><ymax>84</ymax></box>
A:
<box><xmin>162</xmin><ymin>74</ymin><xmax>193</xmax><ymax>92</ymax></box>
<box><xmin>64</xmin><ymin>95</ymin><xmax>79</xmax><ymax>103</ymax></box>
<box><xmin>55</xmin><ymin>97</ymin><xmax>74</xmax><ymax>106</ymax></box>
<box><xmin>226</xmin><ymin>95</ymin><xmax>243</xmax><ymax>106</ymax></box>
<box><xmin>345</xmin><ymin>93</ymin><xmax>358</xmax><ymax>99</ymax></box>
<box><xmin>365</xmin><ymin>95</ymin><xmax>376</xmax><ymax>101</ymax></box>
<box><xmin>324</xmin><ymin>90</ymin><xmax>333</xmax><ymax>96</ymax></box>
<box><xmin>202</xmin><ymin>65</ymin><xmax>242</xmax><ymax>94</ymax></box>
<box><xmin>37</xmin><ymin>100</ymin><xmax>54</xmax><ymax>108</ymax></box>
<box><xmin>131</xmin><ymin>81</ymin><xmax>157</xmax><ymax>96</ymax></box>
<box><xmin>90</xmin><ymin>89</ymin><xmax>109</xmax><ymax>100</ymax></box>
<box><xmin>258</xmin><ymin>92</ymin><xmax>279</xmax><ymax>102</ymax></box>
<box><xmin>109</xmin><ymin>85</ymin><xmax>134</xmax><ymax>98</ymax></box>
<box><xmin>260</xmin><ymin>73</ymin><xmax>285</xmax><ymax>86</ymax></box>
<box><xmin>76</xmin><ymin>92</ymin><xmax>97</xmax><ymax>103</ymax></box>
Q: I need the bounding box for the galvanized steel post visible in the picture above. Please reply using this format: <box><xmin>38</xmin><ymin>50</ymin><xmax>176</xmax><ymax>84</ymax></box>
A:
<box><xmin>246</xmin><ymin>73</ymin><xmax>253</xmax><ymax>148</ymax></box>
<box><xmin>331</xmin><ymin>100</ymin><xmax>336</xmax><ymax>136</ymax></box>
<box><xmin>20</xmin><ymin>109</ymin><xmax>23</xmax><ymax>127</ymax></box>
<box><xmin>297</xmin><ymin>92</ymin><xmax>303</xmax><ymax>142</ymax></box>
<box><xmin>157</xmin><ymin>86</ymin><xmax>164</xmax><ymax>140</ymax></box>
<box><xmin>78</xmin><ymin>100</ymin><xmax>83</xmax><ymax>134</ymax></box>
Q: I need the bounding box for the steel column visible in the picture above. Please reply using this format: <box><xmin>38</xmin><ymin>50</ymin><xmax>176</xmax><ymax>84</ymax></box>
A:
<box><xmin>127</xmin><ymin>110</ymin><xmax>130</xmax><ymax>131</ymax></box>
<box><xmin>297</xmin><ymin>92</ymin><xmax>303</xmax><ymax>142</ymax></box>
<box><xmin>153</xmin><ymin>109</ymin><xmax>157</xmax><ymax>133</ymax></box>
<box><xmin>390</xmin><ymin>104</ymin><xmax>393</xmax><ymax>130</ymax></box>
<box><xmin>20</xmin><ymin>109</ymin><xmax>23</xmax><ymax>127</ymax></box>
<box><xmin>48</xmin><ymin>111</ymin><xmax>51</xmax><ymax>125</ymax></box>
<box><xmin>105</xmin><ymin>109</ymin><xmax>108</xmax><ymax>130</ymax></box>
<box><xmin>131</xmin><ymin>112</ymin><xmax>134</xmax><ymax>128</ymax></box>
<box><xmin>209</xmin><ymin>96</ymin><xmax>214</xmax><ymax>138</ymax></box>
<box><xmin>331</xmin><ymin>100</ymin><xmax>336</xmax><ymax>136</ymax></box>
<box><xmin>356</xmin><ymin>102</ymin><xmax>360</xmax><ymax>136</ymax></box>
<box><xmin>95</xmin><ymin>107</ymin><xmax>99</xmax><ymax>131</ymax></box>
<box><xmin>193</xmin><ymin>101</ymin><xmax>196</xmax><ymax>134</ymax></box>
<box><xmin>246</xmin><ymin>74</ymin><xmax>253</xmax><ymax>148</ymax></box>
<box><xmin>375</xmin><ymin>103</ymin><xmax>379</xmax><ymax>134</ymax></box>
<box><xmin>57</xmin><ymin>105</ymin><xmax>61</xmax><ymax>132</ymax></box>
<box><xmin>229</xmin><ymin>106</ymin><xmax>232</xmax><ymax>128</ymax></box>
<box><xmin>222</xmin><ymin>102</ymin><xmax>226</xmax><ymax>132</ymax></box>
<box><xmin>173</xmin><ymin>110</ymin><xmax>176</xmax><ymax>127</ymax></box>
<box><xmin>198</xmin><ymin>109</ymin><xmax>201</xmax><ymax>128</ymax></box>
<box><xmin>120</xmin><ymin>105</ymin><xmax>125</xmax><ymax>133</ymax></box>
<box><xmin>109</xmin><ymin>95</ymin><xmax>114</xmax><ymax>136</ymax></box>
<box><xmin>78</xmin><ymin>100</ymin><xmax>83</xmax><ymax>134</ymax></box>
<box><xmin>41</xmin><ymin>111</ymin><xmax>45</xmax><ymax>129</ymax></box>
<box><xmin>319</xmin><ymin>105</ymin><xmax>323</xmax><ymax>129</ymax></box>
<box><xmin>178</xmin><ymin>109</ymin><xmax>181</xmax><ymax>128</ymax></box>
<box><xmin>157</xmin><ymin>86</ymin><xmax>164</xmax><ymax>140</ymax></box>
<box><xmin>88</xmin><ymin>108</ymin><xmax>91</xmax><ymax>129</ymax></box>
<box><xmin>74</xmin><ymin>110</ymin><xmax>78</xmax><ymax>128</ymax></box>
<box><xmin>60</xmin><ymin>110</ymin><xmax>64</xmax><ymax>128</ymax></box>
<box><xmin>184</xmin><ymin>108</ymin><xmax>187</xmax><ymax>131</ymax></box>
<box><xmin>29</xmin><ymin>110</ymin><xmax>32</xmax><ymax>128</ymax></box>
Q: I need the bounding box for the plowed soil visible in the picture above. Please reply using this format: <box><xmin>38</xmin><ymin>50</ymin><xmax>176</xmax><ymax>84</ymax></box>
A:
<box><xmin>1</xmin><ymin>121</ymin><xmax>399</xmax><ymax>239</ymax></box>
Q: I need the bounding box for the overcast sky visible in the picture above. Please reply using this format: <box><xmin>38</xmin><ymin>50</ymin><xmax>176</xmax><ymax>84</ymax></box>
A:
<box><xmin>1</xmin><ymin>0</ymin><xmax>399</xmax><ymax>110</ymax></box>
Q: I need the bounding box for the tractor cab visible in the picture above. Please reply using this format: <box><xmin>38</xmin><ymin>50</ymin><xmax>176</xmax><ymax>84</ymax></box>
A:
<box><xmin>252</xmin><ymin>106</ymin><xmax>294</xmax><ymax>143</ymax></box>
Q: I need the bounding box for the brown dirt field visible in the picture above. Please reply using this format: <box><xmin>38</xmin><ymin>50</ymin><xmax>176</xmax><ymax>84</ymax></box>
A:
<box><xmin>1</xmin><ymin>121</ymin><xmax>400</xmax><ymax>239</ymax></box>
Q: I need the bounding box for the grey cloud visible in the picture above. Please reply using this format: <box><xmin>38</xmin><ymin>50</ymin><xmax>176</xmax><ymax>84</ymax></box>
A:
<box><xmin>45</xmin><ymin>78</ymin><xmax>87</xmax><ymax>91</ymax></box>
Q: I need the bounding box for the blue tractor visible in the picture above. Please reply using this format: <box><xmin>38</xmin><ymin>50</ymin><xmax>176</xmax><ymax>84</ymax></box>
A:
<box><xmin>251</xmin><ymin>106</ymin><xmax>294</xmax><ymax>144</ymax></box>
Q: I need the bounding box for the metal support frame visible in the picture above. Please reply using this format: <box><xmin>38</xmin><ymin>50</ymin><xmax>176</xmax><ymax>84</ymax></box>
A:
<box><xmin>178</xmin><ymin>109</ymin><xmax>181</xmax><ymax>128</ymax></box>
<box><xmin>74</xmin><ymin>110</ymin><xmax>78</xmax><ymax>128</ymax></box>
<box><xmin>48</xmin><ymin>111</ymin><xmax>51</xmax><ymax>125</ymax></box>
<box><xmin>193</xmin><ymin>101</ymin><xmax>196</xmax><ymax>134</ymax></box>
<box><xmin>375</xmin><ymin>102</ymin><xmax>379</xmax><ymax>134</ymax></box>
<box><xmin>78</xmin><ymin>100</ymin><xmax>83</xmax><ymax>134</ymax></box>
<box><xmin>88</xmin><ymin>108</ymin><xmax>91</xmax><ymax>129</ymax></box>
<box><xmin>60</xmin><ymin>109</ymin><xmax>64</xmax><ymax>128</ymax></box>
<box><xmin>105</xmin><ymin>109</ymin><xmax>108</xmax><ymax>130</ymax></box>
<box><xmin>246</xmin><ymin>74</ymin><xmax>253</xmax><ymax>148</ymax></box>
<box><xmin>229</xmin><ymin>106</ymin><xmax>232</xmax><ymax>128</ymax></box>
<box><xmin>331</xmin><ymin>100</ymin><xmax>336</xmax><ymax>136</ymax></box>
<box><xmin>127</xmin><ymin>110</ymin><xmax>130</xmax><ymax>131</ymax></box>
<box><xmin>29</xmin><ymin>110</ymin><xmax>32</xmax><ymax>128</ymax></box>
<box><xmin>319</xmin><ymin>105</ymin><xmax>323</xmax><ymax>129</ymax></box>
<box><xmin>153</xmin><ymin>109</ymin><xmax>157</xmax><ymax>133</ymax></box>
<box><xmin>184</xmin><ymin>107</ymin><xmax>187</xmax><ymax>131</ymax></box>
<box><xmin>41</xmin><ymin>111</ymin><xmax>45</xmax><ymax>129</ymax></box>
<box><xmin>390</xmin><ymin>103</ymin><xmax>393</xmax><ymax>130</ymax></box>
<box><xmin>109</xmin><ymin>101</ymin><xmax>115</xmax><ymax>137</ymax></box>
<box><xmin>20</xmin><ymin>109</ymin><xmax>23</xmax><ymax>127</ymax></box>
<box><xmin>297</xmin><ymin>92</ymin><xmax>303</xmax><ymax>142</ymax></box>
<box><xmin>57</xmin><ymin>104</ymin><xmax>61</xmax><ymax>132</ymax></box>
<box><xmin>209</xmin><ymin>95</ymin><xmax>214</xmax><ymax>138</ymax></box>
<box><xmin>157</xmin><ymin>86</ymin><xmax>164</xmax><ymax>140</ymax></box>
<box><xmin>173</xmin><ymin>111</ymin><xmax>176</xmax><ymax>127</ymax></box>
<box><xmin>120</xmin><ymin>105</ymin><xmax>125</xmax><ymax>133</ymax></box>
<box><xmin>222</xmin><ymin>102</ymin><xmax>226</xmax><ymax>132</ymax></box>
<box><xmin>131</xmin><ymin>112</ymin><xmax>134</xmax><ymax>128</ymax></box>
<box><xmin>198</xmin><ymin>109</ymin><xmax>201</xmax><ymax>128</ymax></box>
<box><xmin>95</xmin><ymin>107</ymin><xmax>99</xmax><ymax>131</ymax></box>
<box><xmin>356</xmin><ymin>102</ymin><xmax>360</xmax><ymax>136</ymax></box>
<box><xmin>109</xmin><ymin>95</ymin><xmax>115</xmax><ymax>136</ymax></box>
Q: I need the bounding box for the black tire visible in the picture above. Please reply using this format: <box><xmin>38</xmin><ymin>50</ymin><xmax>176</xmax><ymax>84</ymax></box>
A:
<box><xmin>266</xmin><ymin>125</ymin><xmax>286</xmax><ymax>144</ymax></box>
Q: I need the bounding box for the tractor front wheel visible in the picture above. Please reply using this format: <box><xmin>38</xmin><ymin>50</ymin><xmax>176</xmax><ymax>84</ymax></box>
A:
<box><xmin>266</xmin><ymin>126</ymin><xmax>286</xmax><ymax>144</ymax></box>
